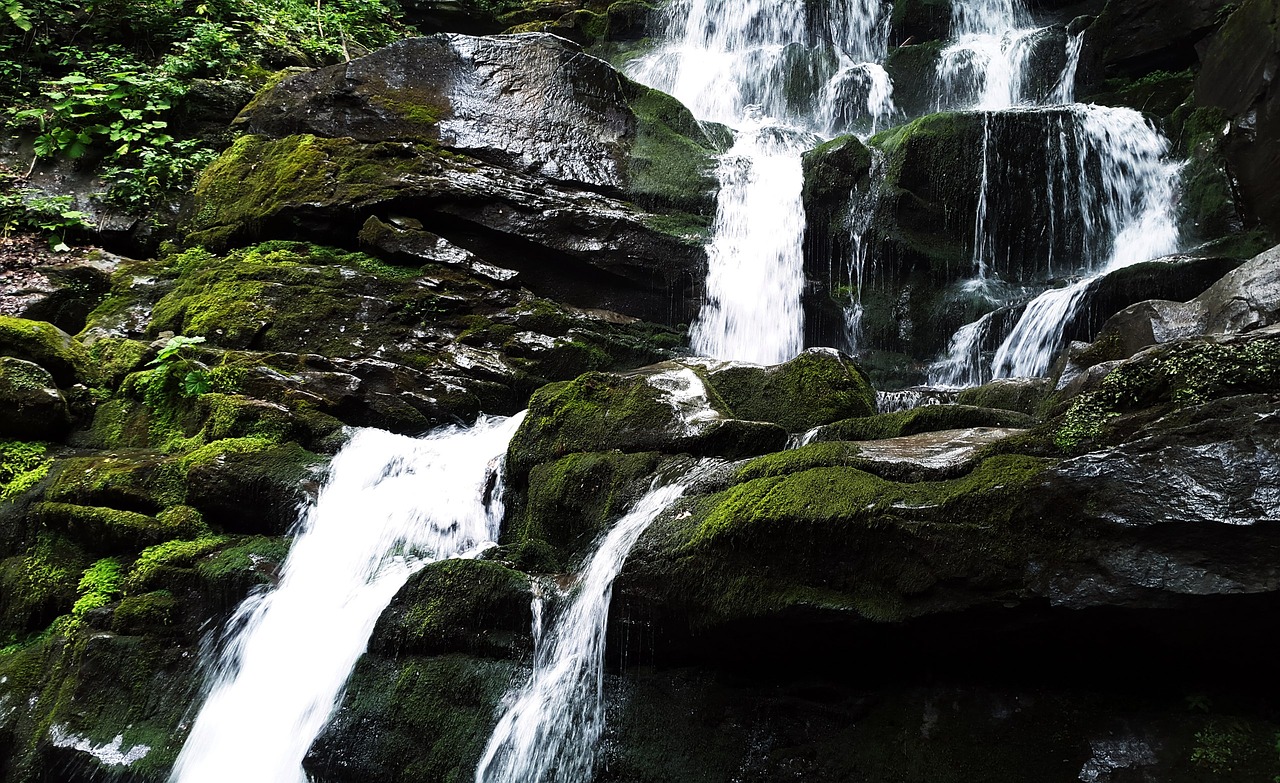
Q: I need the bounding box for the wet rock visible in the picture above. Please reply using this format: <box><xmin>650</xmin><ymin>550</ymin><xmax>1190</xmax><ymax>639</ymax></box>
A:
<box><xmin>956</xmin><ymin>377</ymin><xmax>1051</xmax><ymax>415</ymax></box>
<box><xmin>357</xmin><ymin>216</ymin><xmax>518</xmax><ymax>283</ymax></box>
<box><xmin>184</xmin><ymin>441</ymin><xmax>324</xmax><ymax>536</ymax></box>
<box><xmin>0</xmin><ymin>315</ymin><xmax>91</xmax><ymax>387</ymax></box>
<box><xmin>0</xmin><ymin>357</ymin><xmax>71</xmax><ymax>440</ymax></box>
<box><xmin>890</xmin><ymin>0</ymin><xmax>952</xmax><ymax>43</ymax></box>
<box><xmin>507</xmin><ymin>362</ymin><xmax>789</xmax><ymax>481</ymax></box>
<box><xmin>1068</xmin><ymin>244</ymin><xmax>1280</xmax><ymax>372</ymax></box>
<box><xmin>700</xmin><ymin>348</ymin><xmax>877</xmax><ymax>433</ymax></box>
<box><xmin>235</xmin><ymin>33</ymin><xmax>718</xmax><ymax>212</ymax></box>
<box><xmin>844</xmin><ymin>426</ymin><xmax>1028</xmax><ymax>481</ymax></box>
<box><xmin>813</xmin><ymin>404</ymin><xmax>1037</xmax><ymax>442</ymax></box>
<box><xmin>1194</xmin><ymin>0</ymin><xmax>1280</xmax><ymax>237</ymax></box>
<box><xmin>369</xmin><ymin>559</ymin><xmax>533</xmax><ymax>658</ymax></box>
<box><xmin>187</xmin><ymin>136</ymin><xmax>707</xmax><ymax>324</ymax></box>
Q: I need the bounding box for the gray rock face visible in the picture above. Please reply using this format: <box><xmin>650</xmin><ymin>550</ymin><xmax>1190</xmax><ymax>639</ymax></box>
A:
<box><xmin>240</xmin><ymin>34</ymin><xmax>635</xmax><ymax>190</ymax></box>
<box><xmin>1194</xmin><ymin>0</ymin><xmax>1280</xmax><ymax>236</ymax></box>
<box><xmin>847</xmin><ymin>426</ymin><xmax>1028</xmax><ymax>481</ymax></box>
<box><xmin>1071</xmin><ymin>244</ymin><xmax>1280</xmax><ymax>374</ymax></box>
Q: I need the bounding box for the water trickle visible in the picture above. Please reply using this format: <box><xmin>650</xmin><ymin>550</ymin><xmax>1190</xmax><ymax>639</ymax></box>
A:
<box><xmin>474</xmin><ymin>475</ymin><xmax>696</xmax><ymax>783</ymax></box>
<box><xmin>170</xmin><ymin>414</ymin><xmax>526</xmax><ymax>783</ymax></box>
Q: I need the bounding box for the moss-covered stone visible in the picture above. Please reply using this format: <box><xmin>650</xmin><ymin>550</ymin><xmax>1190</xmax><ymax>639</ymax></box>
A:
<box><xmin>815</xmin><ymin>405</ymin><xmax>1037</xmax><ymax>442</ymax></box>
<box><xmin>512</xmin><ymin>450</ymin><xmax>663</xmax><ymax>557</ymax></box>
<box><xmin>1053</xmin><ymin>332</ymin><xmax>1280</xmax><ymax>451</ymax></box>
<box><xmin>35</xmin><ymin>502</ymin><xmax>205</xmax><ymax>553</ymax></box>
<box><xmin>705</xmin><ymin>349</ymin><xmax>877</xmax><ymax>432</ymax></box>
<box><xmin>307</xmin><ymin>654</ymin><xmax>520</xmax><ymax>783</ymax></box>
<box><xmin>0</xmin><ymin>316</ymin><xmax>91</xmax><ymax>387</ymax></box>
<box><xmin>956</xmin><ymin>378</ymin><xmax>1052</xmax><ymax>416</ymax></box>
<box><xmin>624</xmin><ymin>81</ymin><xmax>720</xmax><ymax>216</ymax></box>
<box><xmin>507</xmin><ymin>365</ymin><xmax>787</xmax><ymax>480</ymax></box>
<box><xmin>370</xmin><ymin>559</ymin><xmax>532</xmax><ymax>658</ymax></box>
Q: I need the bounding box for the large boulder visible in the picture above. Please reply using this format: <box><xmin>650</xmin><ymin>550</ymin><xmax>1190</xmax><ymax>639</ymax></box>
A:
<box><xmin>0</xmin><ymin>358</ymin><xmax>71</xmax><ymax>440</ymax></box>
<box><xmin>1063</xmin><ymin>244</ymin><xmax>1280</xmax><ymax>374</ymax></box>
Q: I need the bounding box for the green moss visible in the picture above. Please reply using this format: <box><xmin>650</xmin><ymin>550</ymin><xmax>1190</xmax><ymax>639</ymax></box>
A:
<box><xmin>0</xmin><ymin>440</ymin><xmax>52</xmax><ymax>503</ymax></box>
<box><xmin>195</xmin><ymin>535</ymin><xmax>290</xmax><ymax>583</ymax></box>
<box><xmin>188</xmin><ymin>135</ymin><xmax>436</xmax><ymax>248</ymax></box>
<box><xmin>736</xmin><ymin>442</ymin><xmax>864</xmax><ymax>482</ymax></box>
<box><xmin>1054</xmin><ymin>335</ymin><xmax>1280</xmax><ymax>451</ymax></box>
<box><xmin>801</xmin><ymin>134</ymin><xmax>873</xmax><ymax>210</ymax></box>
<box><xmin>707</xmin><ymin>350</ymin><xmax>877</xmax><ymax>432</ymax></box>
<box><xmin>625</xmin><ymin>81</ymin><xmax>719</xmax><ymax>214</ymax></box>
<box><xmin>111</xmin><ymin>589</ymin><xmax>178</xmax><ymax>633</ymax></box>
<box><xmin>508</xmin><ymin>371</ymin><xmax>690</xmax><ymax>473</ymax></box>
<box><xmin>372</xmin><ymin>559</ymin><xmax>531</xmax><ymax>657</ymax></box>
<box><xmin>0</xmin><ymin>315</ymin><xmax>91</xmax><ymax>386</ymax></box>
<box><xmin>179</xmin><ymin>436</ymin><xmax>277</xmax><ymax>469</ymax></box>
<box><xmin>85</xmin><ymin>337</ymin><xmax>150</xmax><ymax>390</ymax></box>
<box><xmin>47</xmin><ymin>452</ymin><xmax>188</xmax><ymax>511</ymax></box>
<box><xmin>514</xmin><ymin>450</ymin><xmax>662</xmax><ymax>555</ymax></box>
<box><xmin>819</xmin><ymin>405</ymin><xmax>1037</xmax><ymax>442</ymax></box>
<box><xmin>36</xmin><ymin>502</ymin><xmax>205</xmax><ymax>552</ymax></box>
<box><xmin>71</xmin><ymin>557</ymin><xmax>123</xmax><ymax>619</ymax></box>
<box><xmin>691</xmin><ymin>454</ymin><xmax>1049</xmax><ymax>547</ymax></box>
<box><xmin>1</xmin><ymin>534</ymin><xmax>87</xmax><ymax>643</ymax></box>
<box><xmin>124</xmin><ymin>535</ymin><xmax>228</xmax><ymax>593</ymax></box>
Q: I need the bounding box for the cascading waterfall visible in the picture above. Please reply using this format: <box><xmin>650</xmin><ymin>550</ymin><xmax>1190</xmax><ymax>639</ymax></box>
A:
<box><xmin>627</xmin><ymin>0</ymin><xmax>895</xmax><ymax>364</ymax></box>
<box><xmin>169</xmin><ymin>413</ymin><xmax>525</xmax><ymax>783</ymax></box>
<box><xmin>474</xmin><ymin>475</ymin><xmax>696</xmax><ymax>783</ymax></box>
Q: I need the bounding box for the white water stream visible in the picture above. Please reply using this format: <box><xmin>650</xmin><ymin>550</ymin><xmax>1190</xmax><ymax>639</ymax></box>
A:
<box><xmin>169</xmin><ymin>413</ymin><xmax>525</xmax><ymax>783</ymax></box>
<box><xmin>474</xmin><ymin>476</ymin><xmax>695</xmax><ymax>783</ymax></box>
<box><xmin>628</xmin><ymin>0</ymin><xmax>894</xmax><ymax>364</ymax></box>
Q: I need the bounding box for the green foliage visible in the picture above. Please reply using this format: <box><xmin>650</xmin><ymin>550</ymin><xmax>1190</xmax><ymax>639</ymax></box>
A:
<box><xmin>1056</xmin><ymin>337</ymin><xmax>1280</xmax><ymax>451</ymax></box>
<box><xmin>145</xmin><ymin>335</ymin><xmax>212</xmax><ymax>399</ymax></box>
<box><xmin>71</xmin><ymin>557</ymin><xmax>123</xmax><ymax>618</ymax></box>
<box><xmin>1191</xmin><ymin>720</ymin><xmax>1251</xmax><ymax>773</ymax></box>
<box><xmin>0</xmin><ymin>439</ymin><xmax>51</xmax><ymax>502</ymax></box>
<box><xmin>0</xmin><ymin>175</ymin><xmax>91</xmax><ymax>250</ymax></box>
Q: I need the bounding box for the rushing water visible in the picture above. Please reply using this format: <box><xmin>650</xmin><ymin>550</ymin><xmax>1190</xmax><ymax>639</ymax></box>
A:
<box><xmin>628</xmin><ymin>0</ymin><xmax>894</xmax><ymax>364</ymax></box>
<box><xmin>169</xmin><ymin>414</ymin><xmax>525</xmax><ymax>783</ymax></box>
<box><xmin>474</xmin><ymin>476</ymin><xmax>695</xmax><ymax>783</ymax></box>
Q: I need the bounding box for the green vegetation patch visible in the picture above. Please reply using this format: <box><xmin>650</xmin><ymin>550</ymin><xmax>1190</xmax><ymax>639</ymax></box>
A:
<box><xmin>1055</xmin><ymin>335</ymin><xmax>1280</xmax><ymax>451</ymax></box>
<box><xmin>691</xmin><ymin>454</ymin><xmax>1049</xmax><ymax>547</ymax></box>
<box><xmin>0</xmin><ymin>439</ymin><xmax>52</xmax><ymax>503</ymax></box>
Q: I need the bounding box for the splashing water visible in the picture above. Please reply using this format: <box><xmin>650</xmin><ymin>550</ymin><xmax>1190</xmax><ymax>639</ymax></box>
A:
<box><xmin>474</xmin><ymin>476</ymin><xmax>696</xmax><ymax>783</ymax></box>
<box><xmin>170</xmin><ymin>413</ymin><xmax>526</xmax><ymax>783</ymax></box>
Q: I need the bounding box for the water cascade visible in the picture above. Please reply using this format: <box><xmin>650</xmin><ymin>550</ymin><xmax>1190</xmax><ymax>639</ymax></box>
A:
<box><xmin>169</xmin><ymin>414</ymin><xmax>526</xmax><ymax>783</ymax></box>
<box><xmin>628</xmin><ymin>0</ymin><xmax>895</xmax><ymax>364</ymax></box>
<box><xmin>932</xmin><ymin>106</ymin><xmax>1183</xmax><ymax>384</ymax></box>
<box><xmin>474</xmin><ymin>476</ymin><xmax>696</xmax><ymax>783</ymax></box>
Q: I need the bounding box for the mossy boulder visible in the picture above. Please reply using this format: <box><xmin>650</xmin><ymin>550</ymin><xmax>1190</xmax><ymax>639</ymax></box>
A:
<box><xmin>186</xmin><ymin>136</ymin><xmax>706</xmax><ymax>324</ymax></box>
<box><xmin>506</xmin><ymin>364</ymin><xmax>788</xmax><ymax>481</ymax></box>
<box><xmin>370</xmin><ymin>559</ymin><xmax>533</xmax><ymax>658</ymax></box>
<box><xmin>306</xmin><ymin>654</ymin><xmax>520</xmax><ymax>783</ymax></box>
<box><xmin>0</xmin><ymin>316</ymin><xmax>91</xmax><ymax>387</ymax></box>
<box><xmin>957</xmin><ymin>378</ymin><xmax>1052</xmax><ymax>415</ymax></box>
<box><xmin>184</xmin><ymin>439</ymin><xmax>323</xmax><ymax>535</ymax></box>
<box><xmin>234</xmin><ymin>33</ymin><xmax>718</xmax><ymax>214</ymax></box>
<box><xmin>0</xmin><ymin>358</ymin><xmax>71</xmax><ymax>441</ymax></box>
<box><xmin>702</xmin><ymin>348</ymin><xmax>876</xmax><ymax>433</ymax></box>
<box><xmin>508</xmin><ymin>450</ymin><xmax>663</xmax><ymax>560</ymax></box>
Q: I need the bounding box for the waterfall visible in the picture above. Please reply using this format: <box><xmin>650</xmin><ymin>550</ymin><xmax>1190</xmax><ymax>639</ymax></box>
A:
<box><xmin>628</xmin><ymin>0</ymin><xmax>894</xmax><ymax>364</ymax></box>
<box><xmin>169</xmin><ymin>413</ymin><xmax>526</xmax><ymax>783</ymax></box>
<box><xmin>987</xmin><ymin>106</ymin><xmax>1182</xmax><ymax>379</ymax></box>
<box><xmin>474</xmin><ymin>476</ymin><xmax>695</xmax><ymax>783</ymax></box>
